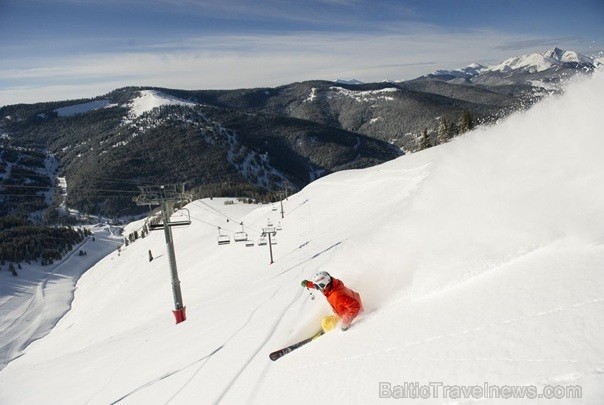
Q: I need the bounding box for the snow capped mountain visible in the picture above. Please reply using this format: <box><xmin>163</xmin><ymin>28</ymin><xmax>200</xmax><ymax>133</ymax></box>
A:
<box><xmin>486</xmin><ymin>47</ymin><xmax>595</xmax><ymax>74</ymax></box>
<box><xmin>543</xmin><ymin>47</ymin><xmax>594</xmax><ymax>64</ymax></box>
<box><xmin>424</xmin><ymin>47</ymin><xmax>597</xmax><ymax>85</ymax></box>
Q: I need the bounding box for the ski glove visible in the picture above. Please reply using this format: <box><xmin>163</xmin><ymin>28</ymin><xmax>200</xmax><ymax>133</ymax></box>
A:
<box><xmin>301</xmin><ymin>280</ymin><xmax>309</xmax><ymax>287</ymax></box>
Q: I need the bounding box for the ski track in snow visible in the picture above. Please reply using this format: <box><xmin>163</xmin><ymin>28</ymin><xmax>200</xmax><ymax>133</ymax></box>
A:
<box><xmin>212</xmin><ymin>272</ymin><xmax>305</xmax><ymax>403</ymax></box>
<box><xmin>107</xmin><ymin>345</ymin><xmax>223</xmax><ymax>405</ymax></box>
<box><xmin>213</xmin><ymin>195</ymin><xmax>326</xmax><ymax>403</ymax></box>
<box><xmin>278</xmin><ymin>297</ymin><xmax>604</xmax><ymax>372</ymax></box>
<box><xmin>106</xmin><ymin>201</ymin><xmax>320</xmax><ymax>404</ymax></box>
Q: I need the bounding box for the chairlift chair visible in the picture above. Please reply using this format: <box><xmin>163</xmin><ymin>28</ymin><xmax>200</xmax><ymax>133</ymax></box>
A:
<box><xmin>148</xmin><ymin>215</ymin><xmax>164</xmax><ymax>231</ymax></box>
<box><xmin>168</xmin><ymin>208</ymin><xmax>192</xmax><ymax>227</ymax></box>
<box><xmin>217</xmin><ymin>227</ymin><xmax>230</xmax><ymax>245</ymax></box>
<box><xmin>147</xmin><ymin>208</ymin><xmax>192</xmax><ymax>230</ymax></box>
<box><xmin>245</xmin><ymin>240</ymin><xmax>255</xmax><ymax>247</ymax></box>
<box><xmin>233</xmin><ymin>222</ymin><xmax>248</xmax><ymax>242</ymax></box>
<box><xmin>234</xmin><ymin>232</ymin><xmax>248</xmax><ymax>242</ymax></box>
<box><xmin>258</xmin><ymin>234</ymin><xmax>268</xmax><ymax>246</ymax></box>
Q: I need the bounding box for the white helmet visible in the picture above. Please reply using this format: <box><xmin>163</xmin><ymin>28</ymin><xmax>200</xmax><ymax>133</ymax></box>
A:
<box><xmin>312</xmin><ymin>271</ymin><xmax>332</xmax><ymax>291</ymax></box>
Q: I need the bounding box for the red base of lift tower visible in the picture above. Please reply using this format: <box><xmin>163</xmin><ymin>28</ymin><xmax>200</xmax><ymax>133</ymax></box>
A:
<box><xmin>173</xmin><ymin>307</ymin><xmax>187</xmax><ymax>324</ymax></box>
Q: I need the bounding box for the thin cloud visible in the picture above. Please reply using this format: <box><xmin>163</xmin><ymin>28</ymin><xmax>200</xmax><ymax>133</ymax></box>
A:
<box><xmin>495</xmin><ymin>37</ymin><xmax>583</xmax><ymax>51</ymax></box>
<box><xmin>0</xmin><ymin>29</ymin><xmax>587</xmax><ymax>106</ymax></box>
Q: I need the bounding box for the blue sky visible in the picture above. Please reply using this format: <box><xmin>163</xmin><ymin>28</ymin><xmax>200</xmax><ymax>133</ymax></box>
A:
<box><xmin>1</xmin><ymin>0</ymin><xmax>603</xmax><ymax>106</ymax></box>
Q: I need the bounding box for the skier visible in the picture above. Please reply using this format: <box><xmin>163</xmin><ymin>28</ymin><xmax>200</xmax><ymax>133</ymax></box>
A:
<box><xmin>301</xmin><ymin>271</ymin><xmax>363</xmax><ymax>332</ymax></box>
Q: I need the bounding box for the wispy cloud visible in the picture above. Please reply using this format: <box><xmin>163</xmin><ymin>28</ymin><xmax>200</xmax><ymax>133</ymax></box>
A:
<box><xmin>494</xmin><ymin>37</ymin><xmax>583</xmax><ymax>51</ymax></box>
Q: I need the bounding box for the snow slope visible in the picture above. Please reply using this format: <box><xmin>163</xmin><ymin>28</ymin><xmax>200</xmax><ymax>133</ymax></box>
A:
<box><xmin>128</xmin><ymin>90</ymin><xmax>197</xmax><ymax>118</ymax></box>
<box><xmin>0</xmin><ymin>71</ymin><xmax>603</xmax><ymax>404</ymax></box>
<box><xmin>54</xmin><ymin>100</ymin><xmax>115</xmax><ymax>117</ymax></box>
<box><xmin>0</xmin><ymin>225</ymin><xmax>123</xmax><ymax>370</ymax></box>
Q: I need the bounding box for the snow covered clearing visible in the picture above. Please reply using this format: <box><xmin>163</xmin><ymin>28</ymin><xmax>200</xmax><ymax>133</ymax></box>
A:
<box><xmin>303</xmin><ymin>87</ymin><xmax>317</xmax><ymax>102</ymax></box>
<box><xmin>54</xmin><ymin>100</ymin><xmax>115</xmax><ymax>117</ymax></box>
<box><xmin>128</xmin><ymin>90</ymin><xmax>197</xmax><ymax>119</ymax></box>
<box><xmin>0</xmin><ymin>70</ymin><xmax>603</xmax><ymax>404</ymax></box>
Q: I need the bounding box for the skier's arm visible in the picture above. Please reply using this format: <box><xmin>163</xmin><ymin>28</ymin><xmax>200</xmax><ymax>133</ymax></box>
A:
<box><xmin>301</xmin><ymin>280</ymin><xmax>316</xmax><ymax>289</ymax></box>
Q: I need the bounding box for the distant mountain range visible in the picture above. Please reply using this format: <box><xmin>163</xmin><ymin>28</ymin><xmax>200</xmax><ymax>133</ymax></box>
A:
<box><xmin>0</xmin><ymin>48</ymin><xmax>599</xmax><ymax>219</ymax></box>
<box><xmin>422</xmin><ymin>47</ymin><xmax>597</xmax><ymax>86</ymax></box>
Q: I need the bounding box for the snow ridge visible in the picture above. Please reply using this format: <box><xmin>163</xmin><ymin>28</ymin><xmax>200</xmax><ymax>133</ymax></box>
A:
<box><xmin>127</xmin><ymin>90</ymin><xmax>197</xmax><ymax>119</ymax></box>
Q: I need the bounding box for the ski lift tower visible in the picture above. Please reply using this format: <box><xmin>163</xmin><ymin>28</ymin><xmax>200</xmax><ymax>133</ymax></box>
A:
<box><xmin>134</xmin><ymin>184</ymin><xmax>192</xmax><ymax>324</ymax></box>
<box><xmin>262</xmin><ymin>225</ymin><xmax>277</xmax><ymax>264</ymax></box>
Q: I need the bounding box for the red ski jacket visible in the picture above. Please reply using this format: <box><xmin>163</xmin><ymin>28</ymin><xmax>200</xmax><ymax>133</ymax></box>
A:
<box><xmin>304</xmin><ymin>278</ymin><xmax>363</xmax><ymax>325</ymax></box>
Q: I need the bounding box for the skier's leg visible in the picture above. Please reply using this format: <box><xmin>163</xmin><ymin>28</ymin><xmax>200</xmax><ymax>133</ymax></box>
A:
<box><xmin>321</xmin><ymin>315</ymin><xmax>339</xmax><ymax>332</ymax></box>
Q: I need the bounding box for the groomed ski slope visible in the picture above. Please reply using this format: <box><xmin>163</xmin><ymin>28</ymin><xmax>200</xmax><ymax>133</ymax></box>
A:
<box><xmin>0</xmin><ymin>225</ymin><xmax>124</xmax><ymax>370</ymax></box>
<box><xmin>1</xmin><ymin>71</ymin><xmax>603</xmax><ymax>404</ymax></box>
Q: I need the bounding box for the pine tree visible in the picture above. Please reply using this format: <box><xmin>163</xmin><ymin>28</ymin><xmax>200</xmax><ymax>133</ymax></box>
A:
<box><xmin>437</xmin><ymin>118</ymin><xmax>449</xmax><ymax>144</ymax></box>
<box><xmin>418</xmin><ymin>128</ymin><xmax>432</xmax><ymax>151</ymax></box>
<box><xmin>448</xmin><ymin>121</ymin><xmax>459</xmax><ymax>138</ymax></box>
<box><xmin>458</xmin><ymin>110</ymin><xmax>475</xmax><ymax>134</ymax></box>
